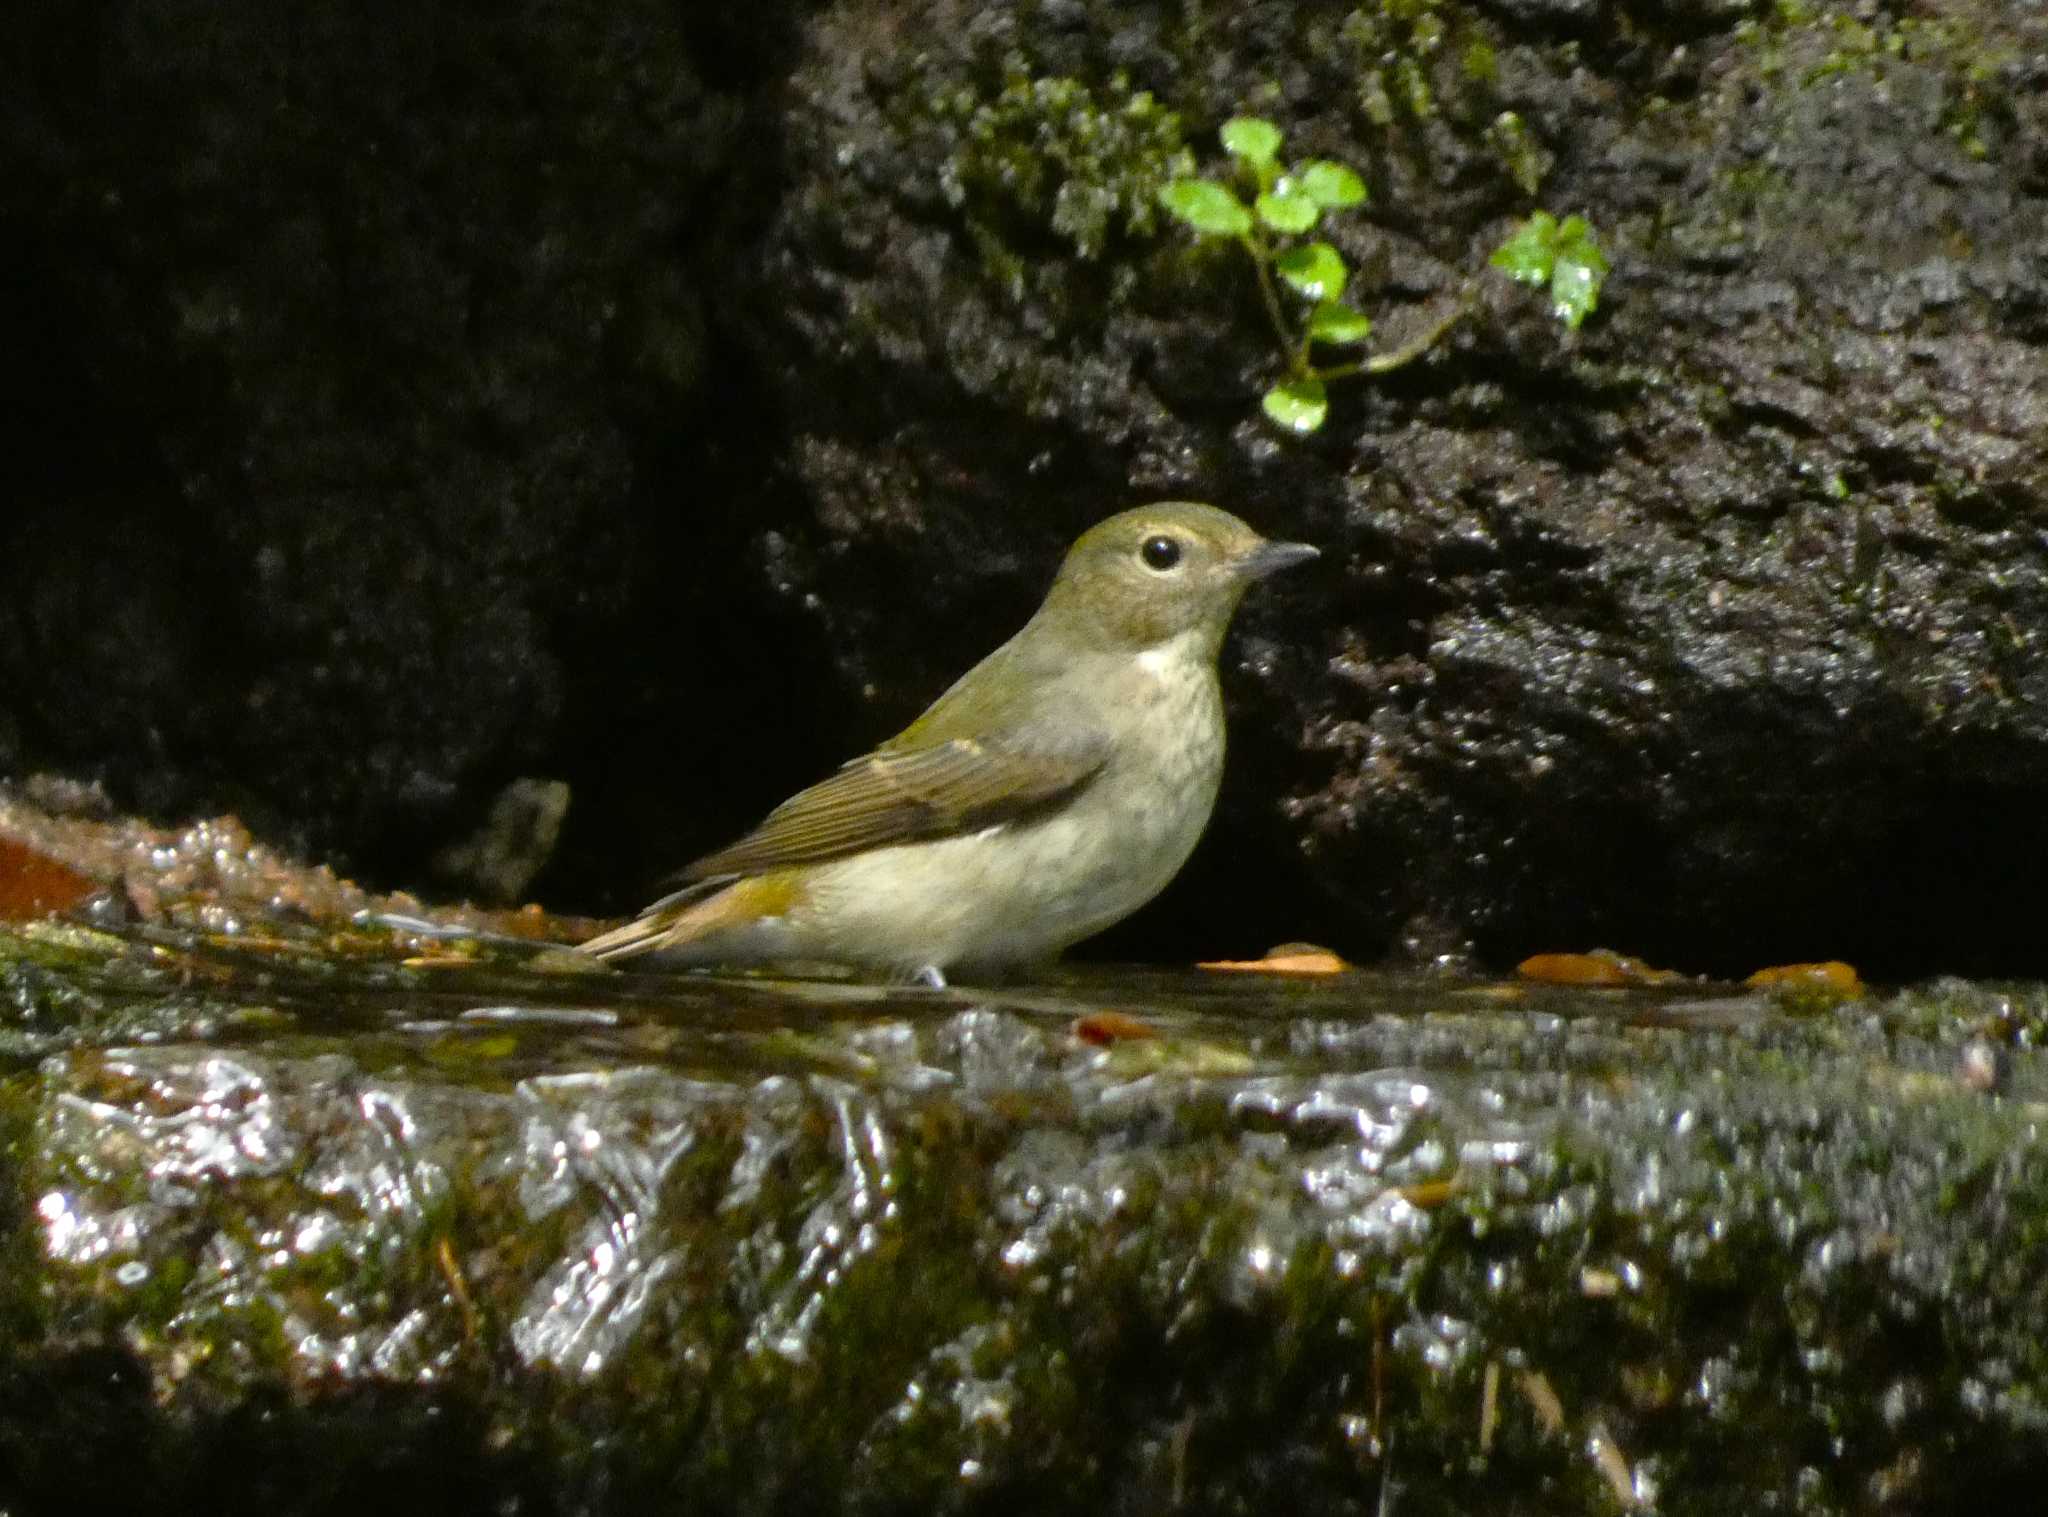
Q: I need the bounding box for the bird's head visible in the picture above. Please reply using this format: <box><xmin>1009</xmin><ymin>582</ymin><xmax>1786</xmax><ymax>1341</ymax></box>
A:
<box><xmin>1034</xmin><ymin>502</ymin><xmax>1318</xmax><ymax>659</ymax></box>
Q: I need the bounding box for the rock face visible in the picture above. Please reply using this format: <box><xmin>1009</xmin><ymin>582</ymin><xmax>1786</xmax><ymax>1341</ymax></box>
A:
<box><xmin>0</xmin><ymin>0</ymin><xmax>830</xmax><ymax>909</ymax></box>
<box><xmin>4</xmin><ymin>0</ymin><xmax>2047</xmax><ymax>973</ymax></box>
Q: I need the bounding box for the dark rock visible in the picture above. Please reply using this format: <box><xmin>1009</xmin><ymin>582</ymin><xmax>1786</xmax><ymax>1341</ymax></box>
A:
<box><xmin>0</xmin><ymin>0</ymin><xmax>815</xmax><ymax>908</ymax></box>
<box><xmin>3</xmin><ymin>0</ymin><xmax>2047</xmax><ymax>977</ymax></box>
<box><xmin>744</xmin><ymin>0</ymin><xmax>2048</xmax><ymax>976</ymax></box>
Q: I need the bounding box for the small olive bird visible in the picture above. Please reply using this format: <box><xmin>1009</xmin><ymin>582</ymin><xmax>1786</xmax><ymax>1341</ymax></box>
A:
<box><xmin>580</xmin><ymin>502</ymin><xmax>1317</xmax><ymax>983</ymax></box>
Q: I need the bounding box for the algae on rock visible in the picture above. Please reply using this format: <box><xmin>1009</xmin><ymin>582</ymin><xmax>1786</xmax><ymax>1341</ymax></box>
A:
<box><xmin>5</xmin><ymin>921</ymin><xmax>2048</xmax><ymax>1512</ymax></box>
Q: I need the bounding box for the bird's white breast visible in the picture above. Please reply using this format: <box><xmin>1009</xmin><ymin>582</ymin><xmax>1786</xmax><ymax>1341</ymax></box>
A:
<box><xmin>797</xmin><ymin>638</ymin><xmax>1227</xmax><ymax>973</ymax></box>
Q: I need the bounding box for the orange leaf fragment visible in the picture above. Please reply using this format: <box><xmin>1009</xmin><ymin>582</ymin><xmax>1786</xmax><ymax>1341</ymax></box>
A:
<box><xmin>1072</xmin><ymin>1010</ymin><xmax>1159</xmax><ymax>1045</ymax></box>
<box><xmin>1198</xmin><ymin>941</ymin><xmax>1350</xmax><ymax>975</ymax></box>
<box><xmin>1744</xmin><ymin>960</ymin><xmax>1865</xmax><ymax>996</ymax></box>
<box><xmin>1517</xmin><ymin>949</ymin><xmax>1681</xmax><ymax>986</ymax></box>
<box><xmin>0</xmin><ymin>837</ymin><xmax>97</xmax><ymax>922</ymax></box>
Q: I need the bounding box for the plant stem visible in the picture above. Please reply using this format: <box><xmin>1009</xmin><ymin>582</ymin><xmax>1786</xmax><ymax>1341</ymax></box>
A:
<box><xmin>1239</xmin><ymin>231</ymin><xmax>1307</xmax><ymax>378</ymax></box>
<box><xmin>1315</xmin><ymin>289</ymin><xmax>1472</xmax><ymax>381</ymax></box>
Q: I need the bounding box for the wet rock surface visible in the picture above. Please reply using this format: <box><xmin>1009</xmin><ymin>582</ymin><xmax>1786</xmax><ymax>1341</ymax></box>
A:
<box><xmin>4</xmin><ymin>906</ymin><xmax>2047</xmax><ymax>1515</ymax></box>
<box><xmin>5</xmin><ymin>1</ymin><xmax>2047</xmax><ymax>971</ymax></box>
<box><xmin>0</xmin><ymin>782</ymin><xmax>595</xmax><ymax>947</ymax></box>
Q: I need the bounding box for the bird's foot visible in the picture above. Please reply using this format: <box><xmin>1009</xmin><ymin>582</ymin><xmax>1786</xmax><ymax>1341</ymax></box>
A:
<box><xmin>912</xmin><ymin>963</ymin><xmax>949</xmax><ymax>990</ymax></box>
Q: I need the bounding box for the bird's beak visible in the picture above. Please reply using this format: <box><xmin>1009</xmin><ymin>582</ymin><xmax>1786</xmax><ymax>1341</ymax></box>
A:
<box><xmin>1235</xmin><ymin>539</ymin><xmax>1320</xmax><ymax>579</ymax></box>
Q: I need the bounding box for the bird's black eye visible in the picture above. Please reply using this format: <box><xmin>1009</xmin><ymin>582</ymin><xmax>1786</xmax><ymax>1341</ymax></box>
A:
<box><xmin>1140</xmin><ymin>535</ymin><xmax>1183</xmax><ymax>571</ymax></box>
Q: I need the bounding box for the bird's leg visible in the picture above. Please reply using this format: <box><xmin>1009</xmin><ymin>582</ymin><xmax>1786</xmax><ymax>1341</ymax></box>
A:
<box><xmin>913</xmin><ymin>964</ymin><xmax>949</xmax><ymax>990</ymax></box>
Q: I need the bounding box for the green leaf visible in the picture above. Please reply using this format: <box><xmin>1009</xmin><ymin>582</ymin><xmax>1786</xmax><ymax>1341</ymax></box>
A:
<box><xmin>1157</xmin><ymin>179</ymin><xmax>1253</xmax><ymax>238</ymax></box>
<box><xmin>1308</xmin><ymin>300</ymin><xmax>1371</xmax><ymax>345</ymax></box>
<box><xmin>1255</xmin><ymin>185</ymin><xmax>1321</xmax><ymax>234</ymax></box>
<box><xmin>1555</xmin><ymin>214</ymin><xmax>1611</xmax><ymax>276</ymax></box>
<box><xmin>1490</xmin><ymin>211</ymin><xmax>1610</xmax><ymax>329</ymax></box>
<box><xmin>1499</xmin><ymin>208</ymin><xmax>1605</xmax><ymax>327</ymax></box>
<box><xmin>1297</xmin><ymin>160</ymin><xmax>1367</xmax><ymax>209</ymax></box>
<box><xmin>1263</xmin><ymin>377</ymin><xmax>1328</xmax><ymax>434</ymax></box>
<box><xmin>1489</xmin><ymin>210</ymin><xmax>1559</xmax><ymax>285</ymax></box>
<box><xmin>1550</xmin><ymin>271</ymin><xmax>1606</xmax><ymax>327</ymax></box>
<box><xmin>1548</xmin><ymin>248</ymin><xmax>1610</xmax><ymax>329</ymax></box>
<box><xmin>1274</xmin><ymin>241</ymin><xmax>1347</xmax><ymax>301</ymax></box>
<box><xmin>1220</xmin><ymin>116</ymin><xmax>1282</xmax><ymax>165</ymax></box>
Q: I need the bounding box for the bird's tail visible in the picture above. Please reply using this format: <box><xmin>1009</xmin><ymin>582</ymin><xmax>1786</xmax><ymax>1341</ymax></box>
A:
<box><xmin>577</xmin><ymin>877</ymin><xmax>733</xmax><ymax>961</ymax></box>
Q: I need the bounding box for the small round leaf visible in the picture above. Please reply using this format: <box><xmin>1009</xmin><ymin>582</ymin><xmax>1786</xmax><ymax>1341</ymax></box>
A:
<box><xmin>1157</xmin><ymin>179</ymin><xmax>1253</xmax><ymax>238</ymax></box>
<box><xmin>1274</xmin><ymin>241</ymin><xmax>1347</xmax><ymax>301</ymax></box>
<box><xmin>1297</xmin><ymin>160</ymin><xmax>1367</xmax><ymax>209</ymax></box>
<box><xmin>1263</xmin><ymin>378</ymin><xmax>1329</xmax><ymax>434</ymax></box>
<box><xmin>1550</xmin><ymin>260</ymin><xmax>1603</xmax><ymax>329</ymax></box>
<box><xmin>1558</xmin><ymin>245</ymin><xmax>1611</xmax><ymax>326</ymax></box>
<box><xmin>1489</xmin><ymin>210</ymin><xmax>1558</xmax><ymax>285</ymax></box>
<box><xmin>1255</xmin><ymin>186</ymin><xmax>1321</xmax><ymax>235</ymax></box>
<box><xmin>1220</xmin><ymin>117</ymin><xmax>1283</xmax><ymax>165</ymax></box>
<box><xmin>1309</xmin><ymin>300</ymin><xmax>1371</xmax><ymax>345</ymax></box>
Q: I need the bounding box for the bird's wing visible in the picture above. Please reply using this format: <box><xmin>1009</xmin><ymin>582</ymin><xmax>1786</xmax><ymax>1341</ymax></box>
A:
<box><xmin>680</xmin><ymin>723</ymin><xmax>1110</xmax><ymax>881</ymax></box>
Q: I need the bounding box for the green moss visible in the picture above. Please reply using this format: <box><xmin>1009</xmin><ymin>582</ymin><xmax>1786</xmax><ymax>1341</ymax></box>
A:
<box><xmin>1718</xmin><ymin>159</ymin><xmax>1786</xmax><ymax>208</ymax></box>
<box><xmin>1334</xmin><ymin>1</ymin><xmax>1574</xmax><ymax>196</ymax></box>
<box><xmin>1460</xmin><ymin>37</ymin><xmax>1498</xmax><ymax>86</ymax></box>
<box><xmin>1484</xmin><ymin>111</ymin><xmax>1545</xmax><ymax>199</ymax></box>
<box><xmin>1734</xmin><ymin>3</ymin><xmax>2018</xmax><ymax>159</ymax></box>
<box><xmin>936</xmin><ymin>69</ymin><xmax>1194</xmax><ymax>263</ymax></box>
<box><xmin>1340</xmin><ymin>2</ymin><xmax>1450</xmax><ymax>126</ymax></box>
<box><xmin>0</xmin><ymin>926</ymin><xmax>252</xmax><ymax>1063</ymax></box>
<box><xmin>0</xmin><ymin>1075</ymin><xmax>44</xmax><ymax>1328</ymax></box>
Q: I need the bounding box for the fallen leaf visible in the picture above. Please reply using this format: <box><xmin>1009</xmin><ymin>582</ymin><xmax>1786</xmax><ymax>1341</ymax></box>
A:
<box><xmin>1743</xmin><ymin>960</ymin><xmax>1864</xmax><ymax>995</ymax></box>
<box><xmin>1072</xmin><ymin>1010</ymin><xmax>1159</xmax><ymax>1045</ymax></box>
<box><xmin>1744</xmin><ymin>960</ymin><xmax>1866</xmax><ymax>1012</ymax></box>
<box><xmin>1517</xmin><ymin>949</ymin><xmax>1682</xmax><ymax>986</ymax></box>
<box><xmin>1199</xmin><ymin>941</ymin><xmax>1350</xmax><ymax>974</ymax></box>
<box><xmin>0</xmin><ymin>837</ymin><xmax>97</xmax><ymax>921</ymax></box>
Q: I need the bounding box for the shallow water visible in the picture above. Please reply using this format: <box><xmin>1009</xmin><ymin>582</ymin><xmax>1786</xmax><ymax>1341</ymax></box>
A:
<box><xmin>5</xmin><ymin>917</ymin><xmax>2045</xmax><ymax>1515</ymax></box>
<box><xmin>1</xmin><ymin>911</ymin><xmax>1800</xmax><ymax>1073</ymax></box>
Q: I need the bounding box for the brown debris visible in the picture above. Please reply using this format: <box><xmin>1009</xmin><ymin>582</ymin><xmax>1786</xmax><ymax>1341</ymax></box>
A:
<box><xmin>0</xmin><ymin>780</ymin><xmax>599</xmax><ymax>943</ymax></box>
<box><xmin>1198</xmin><ymin>942</ymin><xmax>1351</xmax><ymax>975</ymax></box>
<box><xmin>1516</xmin><ymin>949</ymin><xmax>1683</xmax><ymax>987</ymax></box>
<box><xmin>1743</xmin><ymin>960</ymin><xmax>1865</xmax><ymax>996</ymax></box>
<box><xmin>1071</xmin><ymin>1010</ymin><xmax>1159</xmax><ymax>1045</ymax></box>
<box><xmin>0</xmin><ymin>836</ymin><xmax>97</xmax><ymax>921</ymax></box>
